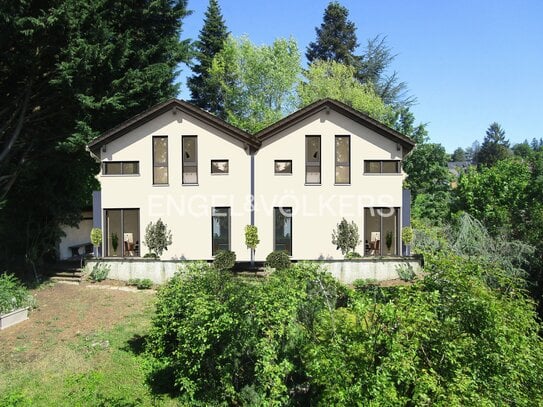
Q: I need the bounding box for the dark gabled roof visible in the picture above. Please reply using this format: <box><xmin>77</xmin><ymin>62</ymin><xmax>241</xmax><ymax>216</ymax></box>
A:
<box><xmin>87</xmin><ymin>98</ymin><xmax>260</xmax><ymax>155</ymax></box>
<box><xmin>255</xmin><ymin>98</ymin><xmax>416</xmax><ymax>153</ymax></box>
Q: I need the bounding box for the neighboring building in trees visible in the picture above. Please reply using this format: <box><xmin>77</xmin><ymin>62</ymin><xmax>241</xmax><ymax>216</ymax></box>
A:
<box><xmin>187</xmin><ymin>0</ymin><xmax>229</xmax><ymax>118</ymax></box>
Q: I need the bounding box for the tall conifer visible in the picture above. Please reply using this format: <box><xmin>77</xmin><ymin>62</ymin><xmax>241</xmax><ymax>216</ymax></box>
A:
<box><xmin>187</xmin><ymin>0</ymin><xmax>229</xmax><ymax>117</ymax></box>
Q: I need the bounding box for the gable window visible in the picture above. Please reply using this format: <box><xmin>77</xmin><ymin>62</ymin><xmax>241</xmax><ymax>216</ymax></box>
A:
<box><xmin>274</xmin><ymin>160</ymin><xmax>292</xmax><ymax>175</ymax></box>
<box><xmin>305</xmin><ymin>136</ymin><xmax>321</xmax><ymax>184</ymax></box>
<box><xmin>335</xmin><ymin>135</ymin><xmax>350</xmax><ymax>184</ymax></box>
<box><xmin>103</xmin><ymin>161</ymin><xmax>139</xmax><ymax>175</ymax></box>
<box><xmin>152</xmin><ymin>136</ymin><xmax>168</xmax><ymax>184</ymax></box>
<box><xmin>183</xmin><ymin>136</ymin><xmax>198</xmax><ymax>184</ymax></box>
<box><xmin>274</xmin><ymin>207</ymin><xmax>292</xmax><ymax>255</ymax></box>
<box><xmin>364</xmin><ymin>160</ymin><xmax>401</xmax><ymax>174</ymax></box>
<box><xmin>212</xmin><ymin>207</ymin><xmax>230</xmax><ymax>255</ymax></box>
<box><xmin>211</xmin><ymin>160</ymin><xmax>229</xmax><ymax>174</ymax></box>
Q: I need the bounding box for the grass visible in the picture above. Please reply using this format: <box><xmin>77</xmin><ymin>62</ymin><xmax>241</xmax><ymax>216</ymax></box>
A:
<box><xmin>0</xmin><ymin>283</ymin><xmax>178</xmax><ymax>406</ymax></box>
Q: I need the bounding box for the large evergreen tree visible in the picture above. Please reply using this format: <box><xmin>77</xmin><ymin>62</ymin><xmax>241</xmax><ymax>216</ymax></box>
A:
<box><xmin>0</xmin><ymin>0</ymin><xmax>190</xmax><ymax>273</ymax></box>
<box><xmin>187</xmin><ymin>0</ymin><xmax>229</xmax><ymax>117</ymax></box>
<box><xmin>476</xmin><ymin>122</ymin><xmax>511</xmax><ymax>166</ymax></box>
<box><xmin>306</xmin><ymin>2</ymin><xmax>360</xmax><ymax>66</ymax></box>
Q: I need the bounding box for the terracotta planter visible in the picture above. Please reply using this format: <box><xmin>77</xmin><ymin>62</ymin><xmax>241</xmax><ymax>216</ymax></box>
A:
<box><xmin>0</xmin><ymin>307</ymin><xmax>29</xmax><ymax>330</ymax></box>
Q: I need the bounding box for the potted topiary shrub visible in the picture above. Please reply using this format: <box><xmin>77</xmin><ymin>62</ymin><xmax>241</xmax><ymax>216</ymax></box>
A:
<box><xmin>90</xmin><ymin>227</ymin><xmax>102</xmax><ymax>258</ymax></box>
<box><xmin>0</xmin><ymin>274</ymin><xmax>35</xmax><ymax>330</ymax></box>
<box><xmin>402</xmin><ymin>226</ymin><xmax>414</xmax><ymax>256</ymax></box>
<box><xmin>385</xmin><ymin>231</ymin><xmax>393</xmax><ymax>255</ymax></box>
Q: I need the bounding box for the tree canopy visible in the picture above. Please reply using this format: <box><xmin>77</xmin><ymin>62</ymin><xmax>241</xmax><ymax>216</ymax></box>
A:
<box><xmin>476</xmin><ymin>122</ymin><xmax>511</xmax><ymax>166</ymax></box>
<box><xmin>306</xmin><ymin>1</ymin><xmax>359</xmax><ymax>66</ymax></box>
<box><xmin>298</xmin><ymin>60</ymin><xmax>395</xmax><ymax>124</ymax></box>
<box><xmin>209</xmin><ymin>35</ymin><xmax>301</xmax><ymax>133</ymax></box>
<box><xmin>0</xmin><ymin>0</ymin><xmax>190</xmax><ymax>271</ymax></box>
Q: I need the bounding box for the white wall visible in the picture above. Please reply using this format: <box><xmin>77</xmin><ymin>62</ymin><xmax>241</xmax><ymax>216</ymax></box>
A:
<box><xmin>58</xmin><ymin>211</ymin><xmax>93</xmax><ymax>260</ymax></box>
<box><xmin>99</xmin><ymin>108</ymin><xmax>252</xmax><ymax>260</ymax></box>
<box><xmin>254</xmin><ymin>108</ymin><xmax>405</xmax><ymax>261</ymax></box>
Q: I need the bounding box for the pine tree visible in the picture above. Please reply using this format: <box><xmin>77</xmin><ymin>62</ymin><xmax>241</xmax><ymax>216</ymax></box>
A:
<box><xmin>306</xmin><ymin>2</ymin><xmax>360</xmax><ymax>66</ymax></box>
<box><xmin>187</xmin><ymin>0</ymin><xmax>229</xmax><ymax>117</ymax></box>
<box><xmin>476</xmin><ymin>122</ymin><xmax>511</xmax><ymax>166</ymax></box>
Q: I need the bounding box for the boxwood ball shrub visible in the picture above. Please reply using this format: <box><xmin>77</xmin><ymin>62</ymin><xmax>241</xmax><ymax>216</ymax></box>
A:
<box><xmin>213</xmin><ymin>250</ymin><xmax>236</xmax><ymax>271</ymax></box>
<box><xmin>265</xmin><ymin>250</ymin><xmax>291</xmax><ymax>270</ymax></box>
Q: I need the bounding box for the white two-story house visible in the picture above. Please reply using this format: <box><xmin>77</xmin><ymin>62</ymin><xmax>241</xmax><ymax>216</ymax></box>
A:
<box><xmin>87</xmin><ymin>98</ymin><xmax>415</xmax><ymax>261</ymax></box>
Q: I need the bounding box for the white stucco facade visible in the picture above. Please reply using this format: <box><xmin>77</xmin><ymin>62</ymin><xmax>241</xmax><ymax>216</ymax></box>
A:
<box><xmin>254</xmin><ymin>108</ymin><xmax>405</xmax><ymax>261</ymax></box>
<box><xmin>88</xmin><ymin>99</ymin><xmax>414</xmax><ymax>261</ymax></box>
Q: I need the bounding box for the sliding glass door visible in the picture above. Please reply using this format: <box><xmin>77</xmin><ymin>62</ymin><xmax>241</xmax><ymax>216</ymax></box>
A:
<box><xmin>364</xmin><ymin>208</ymin><xmax>399</xmax><ymax>256</ymax></box>
<box><xmin>104</xmin><ymin>209</ymin><xmax>140</xmax><ymax>257</ymax></box>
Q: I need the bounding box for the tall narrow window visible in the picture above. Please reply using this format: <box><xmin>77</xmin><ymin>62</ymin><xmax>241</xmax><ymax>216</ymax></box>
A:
<box><xmin>153</xmin><ymin>136</ymin><xmax>168</xmax><ymax>184</ymax></box>
<box><xmin>212</xmin><ymin>207</ymin><xmax>230</xmax><ymax>255</ymax></box>
<box><xmin>305</xmin><ymin>136</ymin><xmax>321</xmax><ymax>184</ymax></box>
<box><xmin>274</xmin><ymin>207</ymin><xmax>292</xmax><ymax>255</ymax></box>
<box><xmin>335</xmin><ymin>135</ymin><xmax>350</xmax><ymax>184</ymax></box>
<box><xmin>183</xmin><ymin>136</ymin><xmax>198</xmax><ymax>184</ymax></box>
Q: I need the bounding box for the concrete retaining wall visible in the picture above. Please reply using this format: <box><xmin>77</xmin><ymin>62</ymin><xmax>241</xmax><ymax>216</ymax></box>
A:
<box><xmin>86</xmin><ymin>256</ymin><xmax>423</xmax><ymax>285</ymax></box>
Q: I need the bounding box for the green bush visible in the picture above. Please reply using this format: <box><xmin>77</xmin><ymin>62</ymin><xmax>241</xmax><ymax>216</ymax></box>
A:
<box><xmin>213</xmin><ymin>250</ymin><xmax>236</xmax><ymax>271</ymax></box>
<box><xmin>396</xmin><ymin>263</ymin><xmax>416</xmax><ymax>281</ymax></box>
<box><xmin>345</xmin><ymin>251</ymin><xmax>362</xmax><ymax>259</ymax></box>
<box><xmin>88</xmin><ymin>263</ymin><xmax>110</xmax><ymax>282</ymax></box>
<box><xmin>0</xmin><ymin>273</ymin><xmax>35</xmax><ymax>314</ymax></box>
<box><xmin>146</xmin><ymin>262</ymin><xmax>342</xmax><ymax>405</ymax></box>
<box><xmin>127</xmin><ymin>278</ymin><xmax>153</xmax><ymax>289</ymax></box>
<box><xmin>265</xmin><ymin>250</ymin><xmax>291</xmax><ymax>270</ymax></box>
<box><xmin>145</xmin><ymin>254</ymin><xmax>543</xmax><ymax>405</ymax></box>
<box><xmin>143</xmin><ymin>253</ymin><xmax>158</xmax><ymax>259</ymax></box>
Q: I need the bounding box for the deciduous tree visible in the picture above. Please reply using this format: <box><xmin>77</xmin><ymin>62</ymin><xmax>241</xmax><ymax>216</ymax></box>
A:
<box><xmin>209</xmin><ymin>36</ymin><xmax>301</xmax><ymax>133</ymax></box>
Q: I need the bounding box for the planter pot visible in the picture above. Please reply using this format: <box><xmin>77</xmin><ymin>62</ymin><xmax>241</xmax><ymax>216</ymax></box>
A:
<box><xmin>0</xmin><ymin>307</ymin><xmax>29</xmax><ymax>330</ymax></box>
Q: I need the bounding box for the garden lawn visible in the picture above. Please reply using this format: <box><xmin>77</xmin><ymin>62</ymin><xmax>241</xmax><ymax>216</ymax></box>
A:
<box><xmin>0</xmin><ymin>282</ymin><xmax>176</xmax><ymax>406</ymax></box>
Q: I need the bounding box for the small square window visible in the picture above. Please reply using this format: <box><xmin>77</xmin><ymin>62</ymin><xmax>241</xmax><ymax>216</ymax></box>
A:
<box><xmin>211</xmin><ymin>160</ymin><xmax>229</xmax><ymax>174</ymax></box>
<box><xmin>274</xmin><ymin>160</ymin><xmax>292</xmax><ymax>174</ymax></box>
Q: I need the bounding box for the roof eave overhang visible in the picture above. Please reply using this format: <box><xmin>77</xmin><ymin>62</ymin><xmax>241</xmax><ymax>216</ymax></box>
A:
<box><xmin>87</xmin><ymin>99</ymin><xmax>260</xmax><ymax>156</ymax></box>
<box><xmin>255</xmin><ymin>99</ymin><xmax>415</xmax><ymax>154</ymax></box>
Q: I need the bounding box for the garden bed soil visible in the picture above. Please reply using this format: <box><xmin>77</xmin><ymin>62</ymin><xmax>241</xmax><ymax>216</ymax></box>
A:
<box><xmin>0</xmin><ymin>282</ymin><xmax>153</xmax><ymax>367</ymax></box>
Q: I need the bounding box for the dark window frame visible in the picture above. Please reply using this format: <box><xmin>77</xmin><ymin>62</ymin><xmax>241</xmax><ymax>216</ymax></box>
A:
<box><xmin>335</xmin><ymin>135</ymin><xmax>351</xmax><ymax>184</ymax></box>
<box><xmin>364</xmin><ymin>207</ymin><xmax>400</xmax><ymax>256</ymax></box>
<box><xmin>102</xmin><ymin>161</ymin><xmax>140</xmax><ymax>176</ymax></box>
<box><xmin>274</xmin><ymin>160</ymin><xmax>293</xmax><ymax>175</ymax></box>
<box><xmin>152</xmin><ymin>136</ymin><xmax>168</xmax><ymax>185</ymax></box>
<box><xmin>182</xmin><ymin>135</ymin><xmax>198</xmax><ymax>184</ymax></box>
<box><xmin>211</xmin><ymin>159</ymin><xmax>229</xmax><ymax>175</ymax></box>
<box><xmin>211</xmin><ymin>207</ymin><xmax>231</xmax><ymax>255</ymax></box>
<box><xmin>273</xmin><ymin>207</ymin><xmax>292</xmax><ymax>256</ymax></box>
<box><xmin>364</xmin><ymin>160</ymin><xmax>401</xmax><ymax>174</ymax></box>
<box><xmin>305</xmin><ymin>135</ymin><xmax>321</xmax><ymax>184</ymax></box>
<box><xmin>103</xmin><ymin>208</ymin><xmax>140</xmax><ymax>257</ymax></box>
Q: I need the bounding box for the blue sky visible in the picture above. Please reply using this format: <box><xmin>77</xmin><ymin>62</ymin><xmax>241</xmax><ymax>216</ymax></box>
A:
<box><xmin>177</xmin><ymin>0</ymin><xmax>543</xmax><ymax>152</ymax></box>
